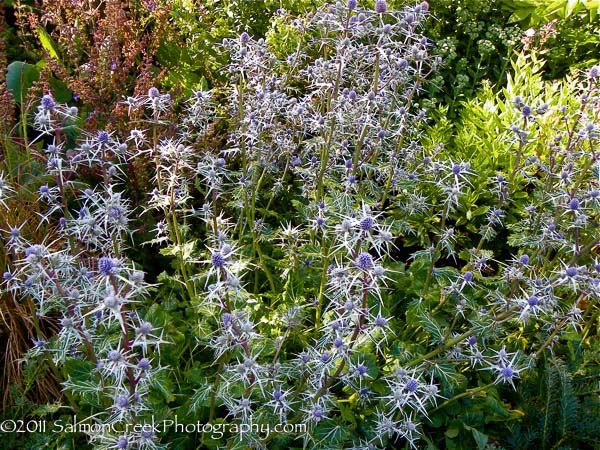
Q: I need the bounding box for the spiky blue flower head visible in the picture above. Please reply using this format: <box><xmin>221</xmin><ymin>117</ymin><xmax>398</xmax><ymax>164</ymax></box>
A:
<box><xmin>565</xmin><ymin>267</ymin><xmax>578</xmax><ymax>277</ymax></box>
<box><xmin>98</xmin><ymin>257</ymin><xmax>117</xmax><ymax>275</ymax></box>
<box><xmin>347</xmin><ymin>0</ymin><xmax>357</xmax><ymax>10</ymax></box>
<box><xmin>148</xmin><ymin>87</ymin><xmax>160</xmax><ymax>98</ymax></box>
<box><xmin>222</xmin><ymin>312</ymin><xmax>233</xmax><ymax>326</ymax></box>
<box><xmin>240</xmin><ymin>32</ymin><xmax>250</xmax><ymax>44</ymax></box>
<box><xmin>97</xmin><ymin>131</ymin><xmax>109</xmax><ymax>144</ymax></box>
<box><xmin>117</xmin><ymin>437</ymin><xmax>128</xmax><ymax>449</ymax></box>
<box><xmin>107</xmin><ymin>349</ymin><xmax>122</xmax><ymax>362</ymax></box>
<box><xmin>463</xmin><ymin>271</ymin><xmax>473</xmax><ymax>282</ymax></box>
<box><xmin>451</xmin><ymin>163</ymin><xmax>461</xmax><ymax>175</ymax></box>
<box><xmin>528</xmin><ymin>296</ymin><xmax>539</xmax><ymax>306</ymax></box>
<box><xmin>589</xmin><ymin>66</ymin><xmax>599</xmax><ymax>79</ymax></box>
<box><xmin>137</xmin><ymin>321</ymin><xmax>153</xmax><ymax>336</ymax></box>
<box><xmin>406</xmin><ymin>378</ymin><xmax>418</xmax><ymax>392</ymax></box>
<box><xmin>273</xmin><ymin>389</ymin><xmax>282</xmax><ymax>401</ymax></box>
<box><xmin>375</xmin><ymin>0</ymin><xmax>387</xmax><ymax>13</ymax></box>
<box><xmin>374</xmin><ymin>315</ymin><xmax>387</xmax><ymax>328</ymax></box>
<box><xmin>41</xmin><ymin>95</ymin><xmax>55</xmax><ymax>111</ymax></box>
<box><xmin>569</xmin><ymin>197</ymin><xmax>580</xmax><ymax>211</ymax></box>
<box><xmin>312</xmin><ymin>407</ymin><xmax>324</xmax><ymax>419</ymax></box>
<box><xmin>320</xmin><ymin>352</ymin><xmax>331</xmax><ymax>363</ymax></box>
<box><xmin>468</xmin><ymin>335</ymin><xmax>477</xmax><ymax>346</ymax></box>
<box><xmin>345</xmin><ymin>159</ymin><xmax>353</xmax><ymax>169</ymax></box>
<box><xmin>356</xmin><ymin>364</ymin><xmax>368</xmax><ymax>376</ymax></box>
<box><xmin>357</xmin><ymin>252</ymin><xmax>373</xmax><ymax>270</ymax></box>
<box><xmin>359</xmin><ymin>215</ymin><xmax>374</xmax><ymax>231</ymax></box>
<box><xmin>211</xmin><ymin>252</ymin><xmax>226</xmax><ymax>268</ymax></box>
<box><xmin>138</xmin><ymin>358</ymin><xmax>151</xmax><ymax>370</ymax></box>
<box><xmin>502</xmin><ymin>366</ymin><xmax>513</xmax><ymax>379</ymax></box>
<box><xmin>116</xmin><ymin>396</ymin><xmax>129</xmax><ymax>408</ymax></box>
<box><xmin>519</xmin><ymin>254</ymin><xmax>530</xmax><ymax>265</ymax></box>
<box><xmin>522</xmin><ymin>105</ymin><xmax>532</xmax><ymax>117</ymax></box>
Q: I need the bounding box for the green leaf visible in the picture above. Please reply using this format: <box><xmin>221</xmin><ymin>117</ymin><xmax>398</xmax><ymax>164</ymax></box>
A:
<box><xmin>445</xmin><ymin>427</ymin><xmax>460</xmax><ymax>438</ymax></box>
<box><xmin>6</xmin><ymin>61</ymin><xmax>41</xmax><ymax>103</ymax></box>
<box><xmin>37</xmin><ymin>27</ymin><xmax>60</xmax><ymax>60</ymax></box>
<box><xmin>463</xmin><ymin>424</ymin><xmax>488</xmax><ymax>450</ymax></box>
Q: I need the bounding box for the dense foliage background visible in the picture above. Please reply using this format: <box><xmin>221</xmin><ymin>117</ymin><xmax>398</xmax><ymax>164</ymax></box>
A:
<box><xmin>1</xmin><ymin>1</ymin><xmax>598</xmax><ymax>449</ymax></box>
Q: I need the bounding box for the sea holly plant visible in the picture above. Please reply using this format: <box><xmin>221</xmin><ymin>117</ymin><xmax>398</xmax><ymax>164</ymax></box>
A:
<box><xmin>1</xmin><ymin>1</ymin><xmax>599</xmax><ymax>450</ymax></box>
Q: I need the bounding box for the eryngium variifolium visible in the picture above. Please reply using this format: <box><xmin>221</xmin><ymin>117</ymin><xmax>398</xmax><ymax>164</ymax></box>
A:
<box><xmin>2</xmin><ymin>2</ymin><xmax>599</xmax><ymax>449</ymax></box>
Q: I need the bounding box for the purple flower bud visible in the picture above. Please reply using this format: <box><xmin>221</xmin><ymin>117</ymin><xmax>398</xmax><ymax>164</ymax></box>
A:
<box><xmin>374</xmin><ymin>316</ymin><xmax>387</xmax><ymax>328</ymax></box>
<box><xmin>359</xmin><ymin>216</ymin><xmax>374</xmax><ymax>231</ymax></box>
<box><xmin>420</xmin><ymin>1</ymin><xmax>429</xmax><ymax>12</ymax></box>
<box><xmin>468</xmin><ymin>336</ymin><xmax>477</xmax><ymax>346</ymax></box>
<box><xmin>312</xmin><ymin>407</ymin><xmax>324</xmax><ymax>419</ymax></box>
<box><xmin>316</xmin><ymin>217</ymin><xmax>325</xmax><ymax>227</ymax></box>
<box><xmin>357</xmin><ymin>252</ymin><xmax>373</xmax><ymax>270</ymax></box>
<box><xmin>345</xmin><ymin>159</ymin><xmax>353</xmax><ymax>169</ymax></box>
<box><xmin>41</xmin><ymin>95</ymin><xmax>55</xmax><ymax>110</ymax></box>
<box><xmin>320</xmin><ymin>352</ymin><xmax>331</xmax><ymax>363</ymax></box>
<box><xmin>377</xmin><ymin>129</ymin><xmax>386</xmax><ymax>139</ymax></box>
<box><xmin>347</xmin><ymin>0</ymin><xmax>357</xmax><ymax>10</ymax></box>
<box><xmin>528</xmin><ymin>296</ymin><xmax>539</xmax><ymax>306</ymax></box>
<box><xmin>211</xmin><ymin>252</ymin><xmax>226</xmax><ymax>268</ymax></box>
<box><xmin>565</xmin><ymin>267</ymin><xmax>578</xmax><ymax>277</ymax></box>
<box><xmin>138</xmin><ymin>358</ymin><xmax>151</xmax><ymax>370</ymax></box>
<box><xmin>137</xmin><ymin>321</ymin><xmax>153</xmax><ymax>336</ymax></box>
<box><xmin>451</xmin><ymin>164</ymin><xmax>461</xmax><ymax>175</ymax></box>
<box><xmin>333</xmin><ymin>337</ymin><xmax>344</xmax><ymax>349</ymax></box>
<box><xmin>240</xmin><ymin>32</ymin><xmax>250</xmax><ymax>44</ymax></box>
<box><xmin>589</xmin><ymin>66</ymin><xmax>599</xmax><ymax>79</ymax></box>
<box><xmin>273</xmin><ymin>389</ymin><xmax>282</xmax><ymax>400</ymax></box>
<box><xmin>148</xmin><ymin>87</ymin><xmax>160</xmax><ymax>98</ymax></box>
<box><xmin>39</xmin><ymin>185</ymin><xmax>50</xmax><ymax>195</ymax></box>
<box><xmin>463</xmin><ymin>271</ymin><xmax>473</xmax><ymax>282</ymax></box>
<box><xmin>519</xmin><ymin>254</ymin><xmax>530</xmax><ymax>265</ymax></box>
<box><xmin>356</xmin><ymin>364</ymin><xmax>368</xmax><ymax>376</ymax></box>
<box><xmin>375</xmin><ymin>0</ymin><xmax>387</xmax><ymax>14</ymax></box>
<box><xmin>522</xmin><ymin>105</ymin><xmax>531</xmax><ymax>117</ymax></box>
<box><xmin>406</xmin><ymin>378</ymin><xmax>418</xmax><ymax>392</ymax></box>
<box><xmin>107</xmin><ymin>350</ymin><xmax>122</xmax><ymax>362</ymax></box>
<box><xmin>569</xmin><ymin>197</ymin><xmax>580</xmax><ymax>211</ymax></box>
<box><xmin>117</xmin><ymin>437</ymin><xmax>128</xmax><ymax>449</ymax></box>
<box><xmin>98</xmin><ymin>257</ymin><xmax>116</xmax><ymax>275</ymax></box>
<box><xmin>97</xmin><ymin>131</ymin><xmax>109</xmax><ymax>144</ymax></box>
<box><xmin>502</xmin><ymin>367</ymin><xmax>513</xmax><ymax>379</ymax></box>
<box><xmin>116</xmin><ymin>396</ymin><xmax>129</xmax><ymax>408</ymax></box>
